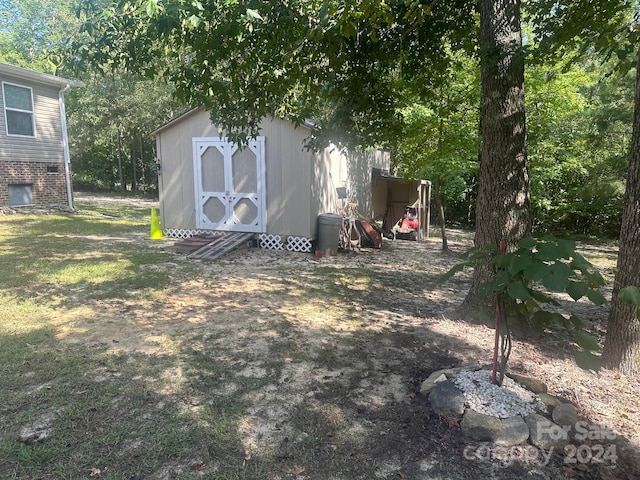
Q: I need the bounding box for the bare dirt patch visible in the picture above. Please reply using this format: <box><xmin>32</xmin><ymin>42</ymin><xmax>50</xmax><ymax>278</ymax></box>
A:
<box><xmin>43</xmin><ymin>194</ymin><xmax>640</xmax><ymax>479</ymax></box>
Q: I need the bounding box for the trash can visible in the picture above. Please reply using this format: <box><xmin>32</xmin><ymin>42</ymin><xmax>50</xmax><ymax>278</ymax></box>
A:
<box><xmin>317</xmin><ymin>213</ymin><xmax>342</xmax><ymax>255</ymax></box>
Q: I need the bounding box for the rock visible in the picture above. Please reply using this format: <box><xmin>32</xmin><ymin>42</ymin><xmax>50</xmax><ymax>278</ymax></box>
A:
<box><xmin>461</xmin><ymin>409</ymin><xmax>530</xmax><ymax>446</ymax></box>
<box><xmin>429</xmin><ymin>381</ymin><xmax>465</xmax><ymax>417</ymax></box>
<box><xmin>441</xmin><ymin>361</ymin><xmax>482</xmax><ymax>377</ymax></box>
<box><xmin>537</xmin><ymin>392</ymin><xmax>564</xmax><ymax>408</ymax></box>
<box><xmin>498</xmin><ymin>416</ymin><xmax>531</xmax><ymax>446</ymax></box>
<box><xmin>461</xmin><ymin>409</ymin><xmax>500</xmax><ymax>441</ymax></box>
<box><xmin>526</xmin><ymin>413</ymin><xmax>569</xmax><ymax>449</ymax></box>
<box><xmin>420</xmin><ymin>371</ymin><xmax>448</xmax><ymax>395</ymax></box>
<box><xmin>552</xmin><ymin>403</ymin><xmax>579</xmax><ymax>434</ymax></box>
<box><xmin>506</xmin><ymin>373</ymin><xmax>548</xmax><ymax>394</ymax></box>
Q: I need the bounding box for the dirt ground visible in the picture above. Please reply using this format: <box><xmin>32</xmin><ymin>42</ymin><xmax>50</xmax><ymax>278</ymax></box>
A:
<box><xmin>63</xmin><ymin>194</ymin><xmax>640</xmax><ymax>479</ymax></box>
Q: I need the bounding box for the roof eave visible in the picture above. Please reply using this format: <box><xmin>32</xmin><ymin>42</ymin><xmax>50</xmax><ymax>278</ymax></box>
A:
<box><xmin>0</xmin><ymin>62</ymin><xmax>84</xmax><ymax>89</ymax></box>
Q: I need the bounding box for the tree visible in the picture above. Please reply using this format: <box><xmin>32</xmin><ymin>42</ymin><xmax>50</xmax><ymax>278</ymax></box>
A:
<box><xmin>463</xmin><ymin>0</ymin><xmax>530</xmax><ymax>307</ymax></box>
<box><xmin>0</xmin><ymin>0</ymin><xmax>79</xmax><ymax>73</ymax></box>
<box><xmin>0</xmin><ymin>0</ymin><xmax>183</xmax><ymax>192</ymax></box>
<box><xmin>603</xmin><ymin>46</ymin><xmax>640</xmax><ymax>375</ymax></box>
<box><xmin>67</xmin><ymin>69</ymin><xmax>182</xmax><ymax>192</ymax></box>
<box><xmin>526</xmin><ymin>59</ymin><xmax>631</xmax><ymax>238</ymax></box>
<box><xmin>394</xmin><ymin>54</ymin><xmax>480</xmax><ymax>251</ymax></box>
<box><xmin>529</xmin><ymin>0</ymin><xmax>640</xmax><ymax>373</ymax></box>
<box><xmin>74</xmin><ymin>0</ymin><xmax>478</xmax><ymax>148</ymax></box>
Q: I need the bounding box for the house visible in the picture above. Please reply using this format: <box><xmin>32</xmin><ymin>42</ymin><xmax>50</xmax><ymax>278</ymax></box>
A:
<box><xmin>154</xmin><ymin>108</ymin><xmax>429</xmax><ymax>251</ymax></box>
<box><xmin>0</xmin><ymin>62</ymin><xmax>82</xmax><ymax>209</ymax></box>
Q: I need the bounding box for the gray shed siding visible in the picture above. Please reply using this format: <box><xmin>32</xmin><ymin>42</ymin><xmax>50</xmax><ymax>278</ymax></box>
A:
<box><xmin>0</xmin><ymin>72</ymin><xmax>64</xmax><ymax>163</ymax></box>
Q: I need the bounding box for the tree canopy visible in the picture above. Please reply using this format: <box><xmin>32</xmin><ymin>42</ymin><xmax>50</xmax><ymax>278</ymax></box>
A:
<box><xmin>75</xmin><ymin>0</ymin><xmax>477</xmax><ymax>148</ymax></box>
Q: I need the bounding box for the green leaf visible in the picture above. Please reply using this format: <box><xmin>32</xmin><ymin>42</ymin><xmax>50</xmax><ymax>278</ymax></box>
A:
<box><xmin>574</xmin><ymin>331</ymin><xmax>600</xmax><ymax>351</ymax></box>
<box><xmin>531</xmin><ymin>310</ymin><xmax>564</xmax><ymax>329</ymax></box>
<box><xmin>569</xmin><ymin>315</ymin><xmax>585</xmax><ymax>330</ymax></box>
<box><xmin>542</xmin><ymin>270</ymin><xmax>570</xmax><ymax>292</ymax></box>
<box><xmin>507</xmin><ymin>281</ymin><xmax>532</xmax><ymax>301</ymax></box>
<box><xmin>246</xmin><ymin>8</ymin><xmax>263</xmax><ymax>21</ymax></box>
<box><xmin>493</xmin><ymin>253</ymin><xmax>511</xmax><ymax>269</ymax></box>
<box><xmin>535</xmin><ymin>242</ymin><xmax>561</xmax><ymax>261</ymax></box>
<box><xmin>556</xmin><ymin>238</ymin><xmax>577</xmax><ymax>258</ymax></box>
<box><xmin>518</xmin><ymin>237</ymin><xmax>537</xmax><ymax>249</ymax></box>
<box><xmin>566</xmin><ymin>281</ymin><xmax>588</xmax><ymax>301</ymax></box>
<box><xmin>523</xmin><ymin>262</ymin><xmax>548</xmax><ymax>282</ymax></box>
<box><xmin>188</xmin><ymin>14</ymin><xmax>202</xmax><ymax>28</ymax></box>
<box><xmin>531</xmin><ymin>289</ymin><xmax>560</xmax><ymax>306</ymax></box>
<box><xmin>569</xmin><ymin>252</ymin><xmax>592</xmax><ymax>271</ymax></box>
<box><xmin>494</xmin><ymin>270</ymin><xmax>510</xmax><ymax>290</ymax></box>
<box><xmin>437</xmin><ymin>263</ymin><xmax>465</xmax><ymax>284</ymax></box>
<box><xmin>509</xmin><ymin>253</ymin><xmax>533</xmax><ymax>275</ymax></box>
<box><xmin>143</xmin><ymin>0</ymin><xmax>158</xmax><ymax>16</ymax></box>
<box><xmin>560</xmin><ymin>316</ymin><xmax>576</xmax><ymax>331</ymax></box>
<box><xmin>619</xmin><ymin>286</ymin><xmax>640</xmax><ymax>306</ymax></box>
<box><xmin>574</xmin><ymin>350</ymin><xmax>602</xmax><ymax>371</ymax></box>
<box><xmin>585</xmin><ymin>269</ymin><xmax>607</xmax><ymax>287</ymax></box>
<box><xmin>586</xmin><ymin>289</ymin><xmax>607</xmax><ymax>306</ymax></box>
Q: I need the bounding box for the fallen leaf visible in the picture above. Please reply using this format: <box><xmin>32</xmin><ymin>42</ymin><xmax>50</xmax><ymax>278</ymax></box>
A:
<box><xmin>89</xmin><ymin>467</ymin><xmax>101</xmax><ymax>477</ymax></box>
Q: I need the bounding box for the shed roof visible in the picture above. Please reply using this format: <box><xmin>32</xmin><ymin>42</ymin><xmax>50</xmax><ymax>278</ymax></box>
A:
<box><xmin>0</xmin><ymin>62</ymin><xmax>83</xmax><ymax>89</ymax></box>
<box><xmin>152</xmin><ymin>107</ymin><xmax>318</xmax><ymax>136</ymax></box>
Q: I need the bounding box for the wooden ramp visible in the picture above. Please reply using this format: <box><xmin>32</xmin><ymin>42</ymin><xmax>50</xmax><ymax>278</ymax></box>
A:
<box><xmin>166</xmin><ymin>232</ymin><xmax>254</xmax><ymax>260</ymax></box>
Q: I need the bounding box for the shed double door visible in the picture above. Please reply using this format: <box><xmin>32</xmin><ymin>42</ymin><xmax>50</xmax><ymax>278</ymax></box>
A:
<box><xmin>193</xmin><ymin>137</ymin><xmax>266</xmax><ymax>232</ymax></box>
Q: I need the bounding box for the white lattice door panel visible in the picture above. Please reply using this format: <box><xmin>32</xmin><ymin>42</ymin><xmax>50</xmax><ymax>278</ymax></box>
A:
<box><xmin>193</xmin><ymin>137</ymin><xmax>266</xmax><ymax>232</ymax></box>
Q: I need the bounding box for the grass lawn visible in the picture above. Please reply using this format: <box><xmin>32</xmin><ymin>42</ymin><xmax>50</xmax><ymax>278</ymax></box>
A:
<box><xmin>0</xmin><ymin>199</ymin><xmax>637</xmax><ymax>480</ymax></box>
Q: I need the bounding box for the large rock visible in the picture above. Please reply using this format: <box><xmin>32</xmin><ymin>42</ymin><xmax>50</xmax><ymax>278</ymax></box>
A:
<box><xmin>526</xmin><ymin>413</ymin><xmax>569</xmax><ymax>449</ymax></box>
<box><xmin>552</xmin><ymin>403</ymin><xmax>579</xmax><ymax>435</ymax></box>
<box><xmin>506</xmin><ymin>373</ymin><xmax>548</xmax><ymax>394</ymax></box>
<box><xmin>538</xmin><ymin>392</ymin><xmax>564</xmax><ymax>409</ymax></box>
<box><xmin>429</xmin><ymin>381</ymin><xmax>465</xmax><ymax>417</ymax></box>
<box><xmin>420</xmin><ymin>371</ymin><xmax>448</xmax><ymax>395</ymax></box>
<box><xmin>461</xmin><ymin>410</ymin><xmax>529</xmax><ymax>446</ymax></box>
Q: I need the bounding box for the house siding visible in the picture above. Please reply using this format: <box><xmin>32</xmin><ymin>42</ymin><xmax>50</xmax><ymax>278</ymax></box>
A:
<box><xmin>0</xmin><ymin>70</ymin><xmax>70</xmax><ymax>207</ymax></box>
<box><xmin>0</xmin><ymin>73</ymin><xmax>65</xmax><ymax>163</ymax></box>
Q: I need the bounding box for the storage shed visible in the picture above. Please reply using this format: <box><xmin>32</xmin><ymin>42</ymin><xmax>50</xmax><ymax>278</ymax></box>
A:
<box><xmin>154</xmin><ymin>108</ymin><xmax>428</xmax><ymax>251</ymax></box>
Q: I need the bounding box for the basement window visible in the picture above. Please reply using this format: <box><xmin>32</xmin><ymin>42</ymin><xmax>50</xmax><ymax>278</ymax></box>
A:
<box><xmin>8</xmin><ymin>184</ymin><xmax>33</xmax><ymax>206</ymax></box>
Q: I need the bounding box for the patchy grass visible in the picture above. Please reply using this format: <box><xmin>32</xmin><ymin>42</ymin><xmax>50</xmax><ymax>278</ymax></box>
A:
<box><xmin>1</xmin><ymin>200</ymin><xmax>637</xmax><ymax>480</ymax></box>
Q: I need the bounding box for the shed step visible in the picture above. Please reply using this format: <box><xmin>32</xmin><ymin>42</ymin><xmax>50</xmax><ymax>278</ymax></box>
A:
<box><xmin>187</xmin><ymin>232</ymin><xmax>255</xmax><ymax>260</ymax></box>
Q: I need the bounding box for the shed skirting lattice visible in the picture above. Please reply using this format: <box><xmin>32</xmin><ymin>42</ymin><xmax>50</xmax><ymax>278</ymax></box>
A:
<box><xmin>164</xmin><ymin>228</ymin><xmax>215</xmax><ymax>239</ymax></box>
<box><xmin>165</xmin><ymin>229</ymin><xmax>312</xmax><ymax>253</ymax></box>
<box><xmin>259</xmin><ymin>234</ymin><xmax>313</xmax><ymax>252</ymax></box>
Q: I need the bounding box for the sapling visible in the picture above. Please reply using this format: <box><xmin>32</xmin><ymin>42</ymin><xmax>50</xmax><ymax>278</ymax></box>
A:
<box><xmin>440</xmin><ymin>235</ymin><xmax>607</xmax><ymax>383</ymax></box>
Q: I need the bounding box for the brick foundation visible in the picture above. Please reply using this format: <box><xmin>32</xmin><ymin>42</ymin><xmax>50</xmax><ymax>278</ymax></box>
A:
<box><xmin>0</xmin><ymin>161</ymin><xmax>71</xmax><ymax>207</ymax></box>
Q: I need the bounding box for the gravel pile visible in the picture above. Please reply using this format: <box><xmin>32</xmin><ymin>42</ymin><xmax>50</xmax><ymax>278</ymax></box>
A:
<box><xmin>453</xmin><ymin>369</ymin><xmax>547</xmax><ymax>418</ymax></box>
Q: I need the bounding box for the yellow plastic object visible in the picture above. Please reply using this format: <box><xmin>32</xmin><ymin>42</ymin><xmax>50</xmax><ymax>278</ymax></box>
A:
<box><xmin>150</xmin><ymin>207</ymin><xmax>165</xmax><ymax>239</ymax></box>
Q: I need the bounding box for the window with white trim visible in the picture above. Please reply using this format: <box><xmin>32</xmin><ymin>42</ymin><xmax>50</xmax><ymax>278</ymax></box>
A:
<box><xmin>2</xmin><ymin>82</ymin><xmax>35</xmax><ymax>137</ymax></box>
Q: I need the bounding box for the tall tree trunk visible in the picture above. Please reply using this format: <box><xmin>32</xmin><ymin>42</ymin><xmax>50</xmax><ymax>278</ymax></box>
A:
<box><xmin>603</xmin><ymin>46</ymin><xmax>640</xmax><ymax>376</ymax></box>
<box><xmin>433</xmin><ymin>177</ymin><xmax>449</xmax><ymax>252</ymax></box>
<box><xmin>131</xmin><ymin>134</ymin><xmax>138</xmax><ymax>192</ymax></box>
<box><xmin>139</xmin><ymin>132</ymin><xmax>146</xmax><ymax>192</ymax></box>
<box><xmin>117</xmin><ymin>125</ymin><xmax>126</xmax><ymax>192</ymax></box>
<box><xmin>435</xmin><ymin>98</ymin><xmax>449</xmax><ymax>252</ymax></box>
<box><xmin>463</xmin><ymin>0</ymin><xmax>531</xmax><ymax>308</ymax></box>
